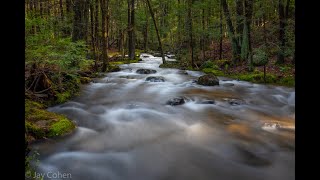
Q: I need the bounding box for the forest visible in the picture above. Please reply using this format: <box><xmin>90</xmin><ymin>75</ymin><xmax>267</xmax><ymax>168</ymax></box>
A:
<box><xmin>25</xmin><ymin>0</ymin><xmax>295</xmax><ymax>180</ymax></box>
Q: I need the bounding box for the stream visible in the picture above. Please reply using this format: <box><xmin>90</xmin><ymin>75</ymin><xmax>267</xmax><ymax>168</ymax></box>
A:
<box><xmin>30</xmin><ymin>54</ymin><xmax>295</xmax><ymax>180</ymax></box>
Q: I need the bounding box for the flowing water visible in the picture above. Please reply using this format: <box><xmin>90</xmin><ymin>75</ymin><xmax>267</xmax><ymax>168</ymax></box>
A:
<box><xmin>30</xmin><ymin>54</ymin><xmax>295</xmax><ymax>180</ymax></box>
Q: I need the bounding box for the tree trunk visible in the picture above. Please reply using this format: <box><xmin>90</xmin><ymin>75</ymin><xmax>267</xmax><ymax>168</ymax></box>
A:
<box><xmin>59</xmin><ymin>0</ymin><xmax>64</xmax><ymax>19</ymax></box>
<box><xmin>277</xmin><ymin>0</ymin><xmax>285</xmax><ymax>64</ymax></box>
<box><xmin>219</xmin><ymin>0</ymin><xmax>223</xmax><ymax>60</ymax></box>
<box><xmin>66</xmin><ymin>0</ymin><xmax>71</xmax><ymax>14</ymax></box>
<box><xmin>201</xmin><ymin>5</ymin><xmax>205</xmax><ymax>61</ymax></box>
<box><xmin>242</xmin><ymin>0</ymin><xmax>254</xmax><ymax>71</ymax></box>
<box><xmin>94</xmin><ymin>0</ymin><xmax>100</xmax><ymax>65</ymax></box>
<box><xmin>187</xmin><ymin>0</ymin><xmax>194</xmax><ymax>68</ymax></box>
<box><xmin>39</xmin><ymin>0</ymin><xmax>43</xmax><ymax>17</ymax></box>
<box><xmin>236</xmin><ymin>0</ymin><xmax>244</xmax><ymax>48</ymax></box>
<box><xmin>72</xmin><ymin>0</ymin><xmax>83</xmax><ymax>41</ymax></box>
<box><xmin>90</xmin><ymin>0</ymin><xmax>97</xmax><ymax>71</ymax></box>
<box><xmin>145</xmin><ymin>0</ymin><xmax>166</xmax><ymax>64</ymax></box>
<box><xmin>221</xmin><ymin>0</ymin><xmax>240</xmax><ymax>63</ymax></box>
<box><xmin>100</xmin><ymin>0</ymin><xmax>109</xmax><ymax>72</ymax></box>
<box><xmin>128</xmin><ymin>0</ymin><xmax>135</xmax><ymax>60</ymax></box>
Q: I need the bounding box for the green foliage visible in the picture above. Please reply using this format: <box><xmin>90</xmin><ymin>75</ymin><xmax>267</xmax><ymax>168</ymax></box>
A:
<box><xmin>25</xmin><ymin>151</ymin><xmax>43</xmax><ymax>180</ymax></box>
<box><xmin>253</xmin><ymin>46</ymin><xmax>269</xmax><ymax>66</ymax></box>
<box><xmin>200</xmin><ymin>61</ymin><xmax>219</xmax><ymax>70</ymax></box>
<box><xmin>278</xmin><ymin>76</ymin><xmax>295</xmax><ymax>87</ymax></box>
<box><xmin>56</xmin><ymin>91</ymin><xmax>72</xmax><ymax>104</ymax></box>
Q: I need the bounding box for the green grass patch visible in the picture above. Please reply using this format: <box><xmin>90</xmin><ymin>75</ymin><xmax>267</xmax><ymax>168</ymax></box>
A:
<box><xmin>202</xmin><ymin>68</ymin><xmax>225</xmax><ymax>76</ymax></box>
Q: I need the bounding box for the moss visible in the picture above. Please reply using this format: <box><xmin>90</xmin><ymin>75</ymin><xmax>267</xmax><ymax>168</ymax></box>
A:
<box><xmin>202</xmin><ymin>68</ymin><xmax>225</xmax><ymax>76</ymax></box>
<box><xmin>80</xmin><ymin>77</ymin><xmax>92</xmax><ymax>84</ymax></box>
<box><xmin>236</xmin><ymin>73</ymin><xmax>277</xmax><ymax>83</ymax></box>
<box><xmin>56</xmin><ymin>91</ymin><xmax>72</xmax><ymax>104</ymax></box>
<box><xmin>47</xmin><ymin>117</ymin><xmax>75</xmax><ymax>137</ymax></box>
<box><xmin>25</xmin><ymin>99</ymin><xmax>76</xmax><ymax>141</ymax></box>
<box><xmin>25</xmin><ymin>121</ymin><xmax>46</xmax><ymax>139</ymax></box>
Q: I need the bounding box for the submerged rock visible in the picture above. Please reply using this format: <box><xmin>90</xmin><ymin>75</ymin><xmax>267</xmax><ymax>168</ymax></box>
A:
<box><xmin>166</xmin><ymin>97</ymin><xmax>185</xmax><ymax>106</ymax></box>
<box><xmin>146</xmin><ymin>76</ymin><xmax>165</xmax><ymax>82</ymax></box>
<box><xmin>177</xmin><ymin>70</ymin><xmax>188</xmax><ymax>75</ymax></box>
<box><xmin>136</xmin><ymin>69</ymin><xmax>157</xmax><ymax>74</ymax></box>
<box><xmin>224</xmin><ymin>98</ymin><xmax>245</xmax><ymax>106</ymax></box>
<box><xmin>223</xmin><ymin>83</ymin><xmax>235</xmax><ymax>87</ymax></box>
<box><xmin>199</xmin><ymin>100</ymin><xmax>215</xmax><ymax>104</ymax></box>
<box><xmin>197</xmin><ymin>74</ymin><xmax>219</xmax><ymax>86</ymax></box>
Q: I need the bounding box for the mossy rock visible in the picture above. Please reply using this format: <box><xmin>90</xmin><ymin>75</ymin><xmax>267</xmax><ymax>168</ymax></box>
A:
<box><xmin>197</xmin><ymin>74</ymin><xmax>220</xmax><ymax>86</ymax></box>
<box><xmin>108</xmin><ymin>65</ymin><xmax>121</xmax><ymax>72</ymax></box>
<box><xmin>47</xmin><ymin>117</ymin><xmax>75</xmax><ymax>137</ymax></box>
<box><xmin>25</xmin><ymin>121</ymin><xmax>46</xmax><ymax>139</ymax></box>
<box><xmin>80</xmin><ymin>77</ymin><xmax>92</xmax><ymax>84</ymax></box>
<box><xmin>25</xmin><ymin>99</ymin><xmax>76</xmax><ymax>141</ymax></box>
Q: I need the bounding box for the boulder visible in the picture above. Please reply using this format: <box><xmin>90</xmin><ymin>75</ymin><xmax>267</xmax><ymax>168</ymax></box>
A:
<box><xmin>197</xmin><ymin>74</ymin><xmax>219</xmax><ymax>86</ymax></box>
<box><xmin>136</xmin><ymin>69</ymin><xmax>157</xmax><ymax>74</ymax></box>
<box><xmin>146</xmin><ymin>76</ymin><xmax>165</xmax><ymax>82</ymax></box>
<box><xmin>166</xmin><ymin>97</ymin><xmax>185</xmax><ymax>106</ymax></box>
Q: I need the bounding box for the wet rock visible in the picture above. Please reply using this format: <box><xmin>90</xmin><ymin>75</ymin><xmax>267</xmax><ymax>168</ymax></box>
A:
<box><xmin>136</xmin><ymin>69</ymin><xmax>157</xmax><ymax>74</ymax></box>
<box><xmin>197</xmin><ymin>74</ymin><xmax>219</xmax><ymax>86</ymax></box>
<box><xmin>199</xmin><ymin>100</ymin><xmax>215</xmax><ymax>104</ymax></box>
<box><xmin>177</xmin><ymin>70</ymin><xmax>188</xmax><ymax>75</ymax></box>
<box><xmin>153</xmin><ymin>53</ymin><xmax>162</xmax><ymax>57</ymax></box>
<box><xmin>109</xmin><ymin>66</ymin><xmax>121</xmax><ymax>72</ymax></box>
<box><xmin>119</xmin><ymin>75</ymin><xmax>138</xmax><ymax>79</ymax></box>
<box><xmin>146</xmin><ymin>76</ymin><xmax>165</xmax><ymax>82</ymax></box>
<box><xmin>142</xmin><ymin>55</ymin><xmax>150</xmax><ymax>58</ymax></box>
<box><xmin>166</xmin><ymin>54</ymin><xmax>175</xmax><ymax>59</ymax></box>
<box><xmin>225</xmin><ymin>98</ymin><xmax>245</xmax><ymax>106</ymax></box>
<box><xmin>223</xmin><ymin>83</ymin><xmax>235</xmax><ymax>87</ymax></box>
<box><xmin>138</xmin><ymin>58</ymin><xmax>143</xmax><ymax>61</ymax></box>
<box><xmin>166</xmin><ymin>97</ymin><xmax>185</xmax><ymax>106</ymax></box>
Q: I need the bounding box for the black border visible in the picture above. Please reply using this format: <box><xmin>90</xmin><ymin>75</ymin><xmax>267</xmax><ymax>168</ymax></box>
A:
<box><xmin>1</xmin><ymin>0</ymin><xmax>25</xmax><ymax>178</ymax></box>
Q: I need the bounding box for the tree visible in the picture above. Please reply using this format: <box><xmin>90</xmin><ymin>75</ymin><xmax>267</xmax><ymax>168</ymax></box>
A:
<box><xmin>221</xmin><ymin>0</ymin><xmax>240</xmax><ymax>63</ymax></box>
<box><xmin>128</xmin><ymin>0</ymin><xmax>136</xmax><ymax>60</ymax></box>
<box><xmin>187</xmin><ymin>0</ymin><xmax>194</xmax><ymax>68</ymax></box>
<box><xmin>145</xmin><ymin>0</ymin><xmax>166</xmax><ymax>64</ymax></box>
<box><xmin>100</xmin><ymin>0</ymin><xmax>109</xmax><ymax>72</ymax></box>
